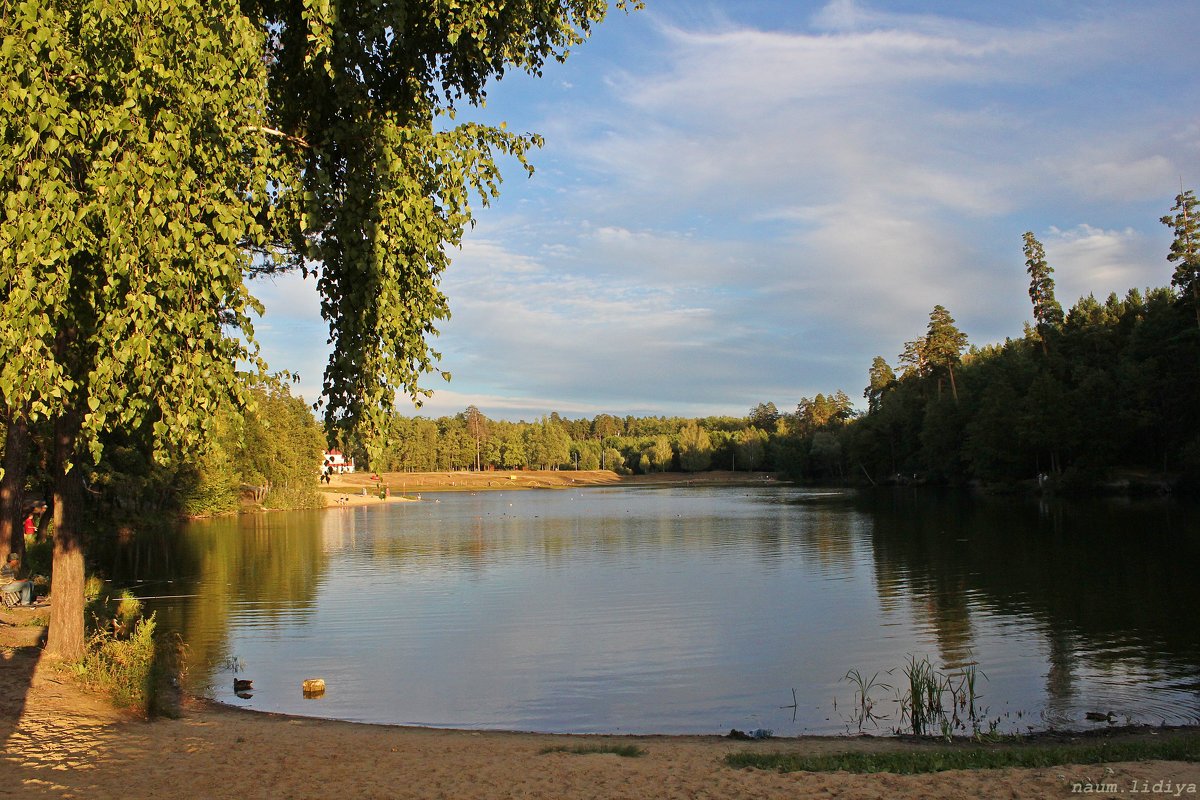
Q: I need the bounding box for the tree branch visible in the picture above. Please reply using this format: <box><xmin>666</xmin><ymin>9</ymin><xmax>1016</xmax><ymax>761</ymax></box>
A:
<box><xmin>243</xmin><ymin>125</ymin><xmax>311</xmax><ymax>149</ymax></box>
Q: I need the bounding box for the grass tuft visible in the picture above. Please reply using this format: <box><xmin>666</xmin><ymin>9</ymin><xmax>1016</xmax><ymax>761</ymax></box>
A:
<box><xmin>725</xmin><ymin>734</ymin><xmax>1200</xmax><ymax>774</ymax></box>
<box><xmin>541</xmin><ymin>744</ymin><xmax>647</xmax><ymax>758</ymax></box>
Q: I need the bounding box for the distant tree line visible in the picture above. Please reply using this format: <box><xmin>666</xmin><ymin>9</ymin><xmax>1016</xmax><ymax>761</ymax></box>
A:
<box><xmin>3</xmin><ymin>190</ymin><xmax>1193</xmax><ymax>599</ymax></box>
<box><xmin>360</xmin><ymin>409</ymin><xmax>759</xmax><ymax>476</ymax></box>
<box><xmin>355</xmin><ymin>190</ymin><xmax>1200</xmax><ymax>492</ymax></box>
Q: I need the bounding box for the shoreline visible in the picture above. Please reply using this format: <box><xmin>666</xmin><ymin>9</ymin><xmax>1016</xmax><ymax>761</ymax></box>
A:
<box><xmin>319</xmin><ymin>468</ymin><xmax>779</xmax><ymax>504</ymax></box>
<box><xmin>312</xmin><ymin>469</ymin><xmax>783</xmax><ymax>510</ymax></box>
<box><xmin>2</xmin><ymin>614</ymin><xmax>1198</xmax><ymax>798</ymax></box>
<box><xmin>8</xmin><ymin>480</ymin><xmax>1198</xmax><ymax>795</ymax></box>
<box><xmin>316</xmin><ymin>469</ymin><xmax>1192</xmax><ymax>506</ymax></box>
<box><xmin>199</xmin><ymin>690</ymin><xmax>1199</xmax><ymax>747</ymax></box>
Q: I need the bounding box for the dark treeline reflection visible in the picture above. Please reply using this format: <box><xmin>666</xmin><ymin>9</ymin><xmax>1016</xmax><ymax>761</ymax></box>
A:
<box><xmin>116</xmin><ymin>491</ymin><xmax>1200</xmax><ymax>675</ymax></box>
<box><xmin>860</xmin><ymin>489</ymin><xmax>1200</xmax><ymax>685</ymax></box>
<box><xmin>105</xmin><ymin>489</ymin><xmax>1200</xmax><ymax>727</ymax></box>
<box><xmin>103</xmin><ymin>510</ymin><xmax>330</xmax><ymax>680</ymax></box>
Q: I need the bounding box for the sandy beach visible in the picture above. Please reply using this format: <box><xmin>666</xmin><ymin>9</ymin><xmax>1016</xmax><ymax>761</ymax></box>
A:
<box><xmin>318</xmin><ymin>468</ymin><xmax>777</xmax><ymax>506</ymax></box>
<box><xmin>315</xmin><ymin>469</ymin><xmax>612</xmax><ymax>508</ymax></box>
<box><xmin>314</xmin><ymin>469</ymin><xmax>737</xmax><ymax>508</ymax></box>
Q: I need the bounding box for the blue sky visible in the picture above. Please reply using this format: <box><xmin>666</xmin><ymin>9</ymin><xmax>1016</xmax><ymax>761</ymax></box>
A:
<box><xmin>249</xmin><ymin>0</ymin><xmax>1200</xmax><ymax>421</ymax></box>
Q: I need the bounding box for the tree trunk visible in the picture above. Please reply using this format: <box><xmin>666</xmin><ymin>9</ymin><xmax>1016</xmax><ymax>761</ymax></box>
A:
<box><xmin>36</xmin><ymin>496</ymin><xmax>53</xmax><ymax>541</ymax></box>
<box><xmin>44</xmin><ymin>413</ymin><xmax>86</xmax><ymax>662</ymax></box>
<box><xmin>1</xmin><ymin>414</ymin><xmax>31</xmax><ymax>560</ymax></box>
<box><xmin>948</xmin><ymin>366</ymin><xmax>959</xmax><ymax>404</ymax></box>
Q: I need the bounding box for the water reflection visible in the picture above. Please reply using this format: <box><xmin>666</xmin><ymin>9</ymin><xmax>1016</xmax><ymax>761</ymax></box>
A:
<box><xmin>120</xmin><ymin>487</ymin><xmax>1200</xmax><ymax>734</ymax></box>
<box><xmin>859</xmin><ymin>489</ymin><xmax>1200</xmax><ymax>726</ymax></box>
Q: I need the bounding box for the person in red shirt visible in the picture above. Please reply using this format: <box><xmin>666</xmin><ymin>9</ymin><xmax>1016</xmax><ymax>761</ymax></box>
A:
<box><xmin>21</xmin><ymin>502</ymin><xmax>46</xmax><ymax>542</ymax></box>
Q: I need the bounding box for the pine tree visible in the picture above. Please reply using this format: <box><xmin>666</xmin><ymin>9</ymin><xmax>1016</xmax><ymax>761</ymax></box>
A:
<box><xmin>1161</xmin><ymin>189</ymin><xmax>1200</xmax><ymax>329</ymax></box>
<box><xmin>924</xmin><ymin>306</ymin><xmax>969</xmax><ymax>403</ymax></box>
<box><xmin>1023</xmin><ymin>232</ymin><xmax>1064</xmax><ymax>354</ymax></box>
<box><xmin>864</xmin><ymin>356</ymin><xmax>896</xmax><ymax>414</ymax></box>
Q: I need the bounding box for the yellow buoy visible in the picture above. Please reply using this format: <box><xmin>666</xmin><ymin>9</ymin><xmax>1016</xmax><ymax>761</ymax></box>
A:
<box><xmin>302</xmin><ymin>678</ymin><xmax>326</xmax><ymax>697</ymax></box>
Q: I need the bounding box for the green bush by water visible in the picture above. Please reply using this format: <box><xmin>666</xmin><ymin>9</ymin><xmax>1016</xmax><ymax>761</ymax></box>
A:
<box><xmin>79</xmin><ymin>612</ymin><xmax>159</xmax><ymax>710</ymax></box>
<box><xmin>75</xmin><ymin>588</ymin><xmax>182</xmax><ymax>716</ymax></box>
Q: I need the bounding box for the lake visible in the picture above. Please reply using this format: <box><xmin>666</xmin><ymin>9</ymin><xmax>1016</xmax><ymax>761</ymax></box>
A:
<box><xmin>125</xmin><ymin>485</ymin><xmax>1200</xmax><ymax>735</ymax></box>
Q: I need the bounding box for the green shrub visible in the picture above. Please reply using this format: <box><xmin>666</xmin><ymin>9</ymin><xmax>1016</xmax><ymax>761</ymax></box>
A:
<box><xmin>81</xmin><ymin>613</ymin><xmax>159</xmax><ymax>710</ymax></box>
<box><xmin>262</xmin><ymin>483</ymin><xmax>323</xmax><ymax>510</ymax></box>
<box><xmin>76</xmin><ymin>588</ymin><xmax>181</xmax><ymax>716</ymax></box>
<box><xmin>180</xmin><ymin>463</ymin><xmax>240</xmax><ymax>516</ymax></box>
<box><xmin>114</xmin><ymin>592</ymin><xmax>143</xmax><ymax>635</ymax></box>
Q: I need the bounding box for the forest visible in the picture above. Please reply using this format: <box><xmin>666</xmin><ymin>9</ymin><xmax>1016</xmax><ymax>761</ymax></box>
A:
<box><xmin>351</xmin><ymin>190</ymin><xmax>1200</xmax><ymax>493</ymax></box>
<box><xmin>1</xmin><ymin>383</ymin><xmax>325</xmax><ymax>542</ymax></box>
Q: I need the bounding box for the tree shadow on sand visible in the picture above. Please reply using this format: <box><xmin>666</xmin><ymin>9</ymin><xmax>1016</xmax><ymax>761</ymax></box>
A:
<box><xmin>0</xmin><ymin>615</ymin><xmax>46</xmax><ymax>749</ymax></box>
<box><xmin>1</xmin><ymin>618</ymin><xmax>134</xmax><ymax>793</ymax></box>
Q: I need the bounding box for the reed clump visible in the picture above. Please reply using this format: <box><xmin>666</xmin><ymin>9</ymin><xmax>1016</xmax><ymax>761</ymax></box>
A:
<box><xmin>843</xmin><ymin>667</ymin><xmax>892</xmax><ymax>732</ymax></box>
<box><xmin>841</xmin><ymin>654</ymin><xmax>990</xmax><ymax>738</ymax></box>
<box><xmin>72</xmin><ymin>587</ymin><xmax>184</xmax><ymax>717</ymax></box>
<box><xmin>898</xmin><ymin>654</ymin><xmax>988</xmax><ymax>738</ymax></box>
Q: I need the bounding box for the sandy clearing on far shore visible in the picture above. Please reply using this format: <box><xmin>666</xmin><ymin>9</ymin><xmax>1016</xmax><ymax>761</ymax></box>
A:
<box><xmin>318</xmin><ymin>469</ymin><xmax>778</xmax><ymax>507</ymax></box>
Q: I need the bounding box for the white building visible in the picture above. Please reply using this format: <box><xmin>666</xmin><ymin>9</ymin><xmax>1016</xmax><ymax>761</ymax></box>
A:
<box><xmin>323</xmin><ymin>449</ymin><xmax>356</xmax><ymax>474</ymax></box>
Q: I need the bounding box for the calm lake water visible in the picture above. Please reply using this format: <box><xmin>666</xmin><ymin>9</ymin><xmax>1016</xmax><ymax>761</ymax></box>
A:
<box><xmin>124</xmin><ymin>485</ymin><xmax>1200</xmax><ymax>735</ymax></box>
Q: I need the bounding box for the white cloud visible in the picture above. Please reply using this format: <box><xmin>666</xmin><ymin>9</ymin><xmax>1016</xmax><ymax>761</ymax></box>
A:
<box><xmin>1041</xmin><ymin>224</ymin><xmax>1162</xmax><ymax>306</ymax></box>
<box><xmin>531</xmin><ymin>3</ymin><xmax>1189</xmax><ymax>361</ymax></box>
<box><xmin>624</xmin><ymin>11</ymin><xmax>1109</xmax><ymax>118</ymax></box>
<box><xmin>554</xmin><ymin>15</ymin><xmax>1094</xmax><ymax>235</ymax></box>
<box><xmin>441</xmin><ymin>233</ymin><xmax>754</xmax><ymax>409</ymax></box>
<box><xmin>248</xmin><ymin>273</ymin><xmax>328</xmax><ymax>402</ymax></box>
<box><xmin>810</xmin><ymin>0</ymin><xmax>868</xmax><ymax>33</ymax></box>
<box><xmin>1053</xmin><ymin>152</ymin><xmax>1177</xmax><ymax>203</ymax></box>
<box><xmin>250</xmin><ymin>1</ymin><xmax>1199</xmax><ymax>419</ymax></box>
<box><xmin>403</xmin><ymin>388</ymin><xmax>600</xmax><ymax>420</ymax></box>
